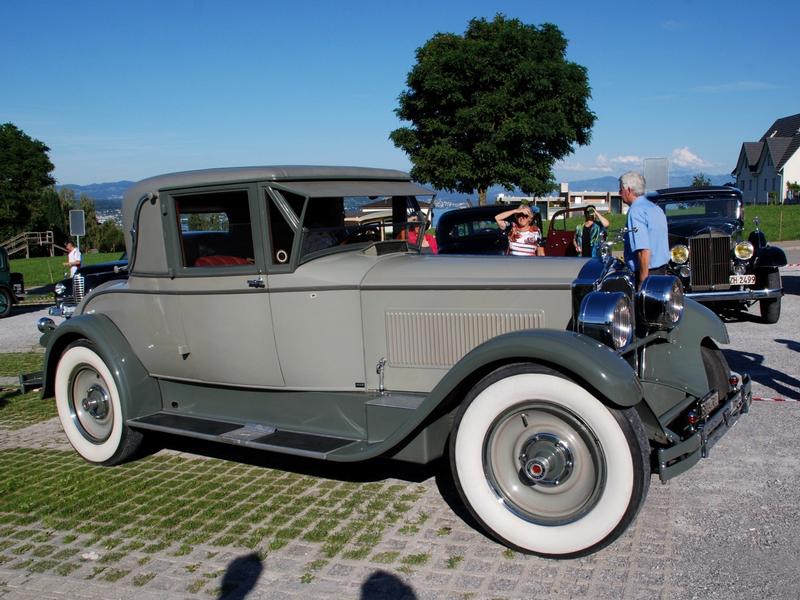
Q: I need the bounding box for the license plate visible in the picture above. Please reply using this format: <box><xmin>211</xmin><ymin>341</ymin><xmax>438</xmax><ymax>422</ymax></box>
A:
<box><xmin>729</xmin><ymin>274</ymin><xmax>755</xmax><ymax>285</ymax></box>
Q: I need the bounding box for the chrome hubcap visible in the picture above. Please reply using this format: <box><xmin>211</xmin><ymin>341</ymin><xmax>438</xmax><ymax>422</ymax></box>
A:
<box><xmin>69</xmin><ymin>365</ymin><xmax>113</xmax><ymax>443</ymax></box>
<box><xmin>519</xmin><ymin>432</ymin><xmax>574</xmax><ymax>486</ymax></box>
<box><xmin>483</xmin><ymin>402</ymin><xmax>606</xmax><ymax>526</ymax></box>
<box><xmin>81</xmin><ymin>384</ymin><xmax>110</xmax><ymax>420</ymax></box>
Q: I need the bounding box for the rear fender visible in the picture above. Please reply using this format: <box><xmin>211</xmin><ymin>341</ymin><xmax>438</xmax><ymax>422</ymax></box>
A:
<box><xmin>41</xmin><ymin>314</ymin><xmax>161</xmax><ymax>419</ymax></box>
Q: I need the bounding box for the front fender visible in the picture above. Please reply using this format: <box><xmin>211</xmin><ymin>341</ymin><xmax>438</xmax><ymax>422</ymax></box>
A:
<box><xmin>432</xmin><ymin>329</ymin><xmax>643</xmax><ymax>409</ymax></box>
<box><xmin>334</xmin><ymin>329</ymin><xmax>645</xmax><ymax>462</ymax></box>
<box><xmin>754</xmin><ymin>245</ymin><xmax>788</xmax><ymax>269</ymax></box>
<box><xmin>41</xmin><ymin>314</ymin><xmax>161</xmax><ymax>419</ymax></box>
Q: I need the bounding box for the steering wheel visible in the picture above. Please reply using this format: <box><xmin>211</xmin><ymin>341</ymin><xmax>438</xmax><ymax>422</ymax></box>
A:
<box><xmin>340</xmin><ymin>225</ymin><xmax>380</xmax><ymax>245</ymax></box>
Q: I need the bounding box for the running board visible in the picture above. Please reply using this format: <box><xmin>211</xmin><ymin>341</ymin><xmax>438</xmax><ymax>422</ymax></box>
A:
<box><xmin>129</xmin><ymin>412</ymin><xmax>360</xmax><ymax>459</ymax></box>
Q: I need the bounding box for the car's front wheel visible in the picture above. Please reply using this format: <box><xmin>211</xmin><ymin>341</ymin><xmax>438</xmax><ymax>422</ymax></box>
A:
<box><xmin>0</xmin><ymin>288</ymin><xmax>12</xmax><ymax>318</ymax></box>
<box><xmin>759</xmin><ymin>269</ymin><xmax>781</xmax><ymax>324</ymax></box>
<box><xmin>54</xmin><ymin>340</ymin><xmax>143</xmax><ymax>465</ymax></box>
<box><xmin>450</xmin><ymin>364</ymin><xmax>650</xmax><ymax>557</ymax></box>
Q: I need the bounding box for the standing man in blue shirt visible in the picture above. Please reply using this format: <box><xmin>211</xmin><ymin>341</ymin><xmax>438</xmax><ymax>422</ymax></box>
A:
<box><xmin>619</xmin><ymin>171</ymin><xmax>670</xmax><ymax>288</ymax></box>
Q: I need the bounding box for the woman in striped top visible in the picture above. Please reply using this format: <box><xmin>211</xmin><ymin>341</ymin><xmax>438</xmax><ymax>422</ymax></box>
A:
<box><xmin>494</xmin><ymin>205</ymin><xmax>545</xmax><ymax>256</ymax></box>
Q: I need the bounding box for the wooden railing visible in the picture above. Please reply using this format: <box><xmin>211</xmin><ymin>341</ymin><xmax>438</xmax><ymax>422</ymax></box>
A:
<box><xmin>0</xmin><ymin>231</ymin><xmax>60</xmax><ymax>258</ymax></box>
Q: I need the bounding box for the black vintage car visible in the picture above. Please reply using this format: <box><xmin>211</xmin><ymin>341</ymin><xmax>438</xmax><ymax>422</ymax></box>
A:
<box><xmin>49</xmin><ymin>255</ymin><xmax>128</xmax><ymax>318</ymax></box>
<box><xmin>436</xmin><ymin>204</ymin><xmax>543</xmax><ymax>254</ymax></box>
<box><xmin>649</xmin><ymin>186</ymin><xmax>786</xmax><ymax>323</ymax></box>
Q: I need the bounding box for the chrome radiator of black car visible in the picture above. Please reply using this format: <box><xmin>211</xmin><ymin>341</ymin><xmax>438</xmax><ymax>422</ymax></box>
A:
<box><xmin>689</xmin><ymin>235</ymin><xmax>729</xmax><ymax>288</ymax></box>
<box><xmin>73</xmin><ymin>273</ymin><xmax>85</xmax><ymax>302</ymax></box>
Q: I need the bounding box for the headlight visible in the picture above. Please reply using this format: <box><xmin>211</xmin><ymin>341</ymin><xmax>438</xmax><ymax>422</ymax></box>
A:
<box><xmin>734</xmin><ymin>241</ymin><xmax>754</xmax><ymax>260</ymax></box>
<box><xmin>637</xmin><ymin>275</ymin><xmax>684</xmax><ymax>330</ymax></box>
<box><xmin>54</xmin><ymin>282</ymin><xmax>66</xmax><ymax>295</ymax></box>
<box><xmin>670</xmin><ymin>244</ymin><xmax>689</xmax><ymax>265</ymax></box>
<box><xmin>577</xmin><ymin>292</ymin><xmax>634</xmax><ymax>350</ymax></box>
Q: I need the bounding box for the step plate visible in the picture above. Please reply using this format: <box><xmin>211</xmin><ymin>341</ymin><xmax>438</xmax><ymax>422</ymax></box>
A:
<box><xmin>253</xmin><ymin>430</ymin><xmax>353</xmax><ymax>453</ymax></box>
<box><xmin>130</xmin><ymin>412</ymin><xmax>356</xmax><ymax>457</ymax></box>
<box><xmin>135</xmin><ymin>413</ymin><xmax>241</xmax><ymax>436</ymax></box>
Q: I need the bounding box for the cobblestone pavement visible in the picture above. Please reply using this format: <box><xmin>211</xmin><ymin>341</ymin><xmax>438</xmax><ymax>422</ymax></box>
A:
<box><xmin>1</xmin><ymin>267</ymin><xmax>798</xmax><ymax>600</ymax></box>
<box><xmin>1</xmin><ymin>398</ymin><xmax>799</xmax><ymax>600</ymax></box>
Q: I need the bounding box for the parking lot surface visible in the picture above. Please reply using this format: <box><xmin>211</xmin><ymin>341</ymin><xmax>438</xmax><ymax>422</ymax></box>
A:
<box><xmin>0</xmin><ymin>267</ymin><xmax>798</xmax><ymax>600</ymax></box>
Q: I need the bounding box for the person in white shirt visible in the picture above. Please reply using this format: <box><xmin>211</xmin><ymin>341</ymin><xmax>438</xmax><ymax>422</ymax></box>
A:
<box><xmin>494</xmin><ymin>205</ymin><xmax>545</xmax><ymax>256</ymax></box>
<box><xmin>64</xmin><ymin>241</ymin><xmax>82</xmax><ymax>276</ymax></box>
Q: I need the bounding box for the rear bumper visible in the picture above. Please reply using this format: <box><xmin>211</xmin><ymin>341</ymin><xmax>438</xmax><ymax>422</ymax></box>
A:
<box><xmin>686</xmin><ymin>287</ymin><xmax>782</xmax><ymax>302</ymax></box>
<box><xmin>656</xmin><ymin>373</ymin><xmax>752</xmax><ymax>482</ymax></box>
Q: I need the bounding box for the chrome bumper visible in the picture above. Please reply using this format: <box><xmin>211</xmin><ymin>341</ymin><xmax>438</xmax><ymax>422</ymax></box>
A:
<box><xmin>686</xmin><ymin>287</ymin><xmax>782</xmax><ymax>302</ymax></box>
<box><xmin>48</xmin><ymin>303</ymin><xmax>77</xmax><ymax>318</ymax></box>
<box><xmin>657</xmin><ymin>373</ymin><xmax>752</xmax><ymax>482</ymax></box>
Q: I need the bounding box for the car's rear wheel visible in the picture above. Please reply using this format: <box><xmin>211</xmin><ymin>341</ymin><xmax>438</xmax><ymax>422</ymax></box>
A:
<box><xmin>54</xmin><ymin>340</ymin><xmax>143</xmax><ymax>465</ymax></box>
<box><xmin>759</xmin><ymin>269</ymin><xmax>781</xmax><ymax>324</ymax></box>
<box><xmin>0</xmin><ymin>288</ymin><xmax>12</xmax><ymax>318</ymax></box>
<box><xmin>450</xmin><ymin>364</ymin><xmax>650</xmax><ymax>557</ymax></box>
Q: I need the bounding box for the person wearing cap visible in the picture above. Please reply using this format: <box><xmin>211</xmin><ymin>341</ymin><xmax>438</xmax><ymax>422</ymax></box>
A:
<box><xmin>574</xmin><ymin>205</ymin><xmax>610</xmax><ymax>258</ymax></box>
<box><xmin>495</xmin><ymin>204</ymin><xmax>545</xmax><ymax>256</ymax></box>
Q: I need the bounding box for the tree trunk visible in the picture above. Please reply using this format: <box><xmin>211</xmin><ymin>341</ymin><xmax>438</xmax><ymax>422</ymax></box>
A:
<box><xmin>478</xmin><ymin>188</ymin><xmax>487</xmax><ymax>206</ymax></box>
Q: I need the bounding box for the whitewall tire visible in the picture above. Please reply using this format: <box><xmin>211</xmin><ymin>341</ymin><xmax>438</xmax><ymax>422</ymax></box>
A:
<box><xmin>54</xmin><ymin>341</ymin><xmax>142</xmax><ymax>465</ymax></box>
<box><xmin>450</xmin><ymin>364</ymin><xmax>650</xmax><ymax>557</ymax></box>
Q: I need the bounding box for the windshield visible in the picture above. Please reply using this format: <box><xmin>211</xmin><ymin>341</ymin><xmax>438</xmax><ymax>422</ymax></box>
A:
<box><xmin>658</xmin><ymin>197</ymin><xmax>741</xmax><ymax>221</ymax></box>
<box><xmin>299</xmin><ymin>195</ymin><xmax>433</xmax><ymax>260</ymax></box>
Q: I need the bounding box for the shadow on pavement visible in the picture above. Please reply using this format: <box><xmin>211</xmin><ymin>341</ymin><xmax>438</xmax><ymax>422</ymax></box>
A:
<box><xmin>218</xmin><ymin>552</ymin><xmax>262</xmax><ymax>600</ymax></box>
<box><xmin>723</xmin><ymin>349</ymin><xmax>800</xmax><ymax>400</ymax></box>
<box><xmin>781</xmin><ymin>274</ymin><xmax>799</xmax><ymax>296</ymax></box>
<box><xmin>360</xmin><ymin>570</ymin><xmax>417</xmax><ymax>599</ymax></box>
<box><xmin>146</xmin><ymin>433</ymin><xmax>439</xmax><ymax>485</ymax></box>
<box><xmin>9</xmin><ymin>303</ymin><xmax>52</xmax><ymax>316</ymax></box>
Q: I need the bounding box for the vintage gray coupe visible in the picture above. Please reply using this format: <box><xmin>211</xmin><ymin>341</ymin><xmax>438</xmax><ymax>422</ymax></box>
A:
<box><xmin>38</xmin><ymin>166</ymin><xmax>751</xmax><ymax>557</ymax></box>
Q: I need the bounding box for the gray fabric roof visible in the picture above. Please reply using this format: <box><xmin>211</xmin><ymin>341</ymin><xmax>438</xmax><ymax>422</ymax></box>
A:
<box><xmin>125</xmin><ymin>166</ymin><xmax>421</xmax><ymax>203</ymax></box>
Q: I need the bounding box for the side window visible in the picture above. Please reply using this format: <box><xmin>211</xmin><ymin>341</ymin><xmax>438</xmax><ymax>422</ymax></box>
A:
<box><xmin>175</xmin><ymin>190</ymin><xmax>254</xmax><ymax>268</ymax></box>
<box><xmin>268</xmin><ymin>190</ymin><xmax>304</xmax><ymax>265</ymax></box>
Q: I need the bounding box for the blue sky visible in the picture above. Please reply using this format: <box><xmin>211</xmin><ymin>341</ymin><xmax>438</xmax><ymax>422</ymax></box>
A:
<box><xmin>2</xmin><ymin>0</ymin><xmax>798</xmax><ymax>186</ymax></box>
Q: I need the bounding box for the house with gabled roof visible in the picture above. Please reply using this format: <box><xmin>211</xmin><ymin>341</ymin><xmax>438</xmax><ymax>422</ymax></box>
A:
<box><xmin>732</xmin><ymin>113</ymin><xmax>800</xmax><ymax>204</ymax></box>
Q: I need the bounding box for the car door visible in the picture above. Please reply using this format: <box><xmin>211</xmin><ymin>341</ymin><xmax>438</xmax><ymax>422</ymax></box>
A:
<box><xmin>160</xmin><ymin>184</ymin><xmax>285</xmax><ymax>387</ymax></box>
<box><xmin>545</xmin><ymin>209</ymin><xmax>579</xmax><ymax>257</ymax></box>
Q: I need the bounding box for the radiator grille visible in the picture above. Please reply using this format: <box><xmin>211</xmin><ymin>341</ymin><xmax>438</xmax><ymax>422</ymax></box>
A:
<box><xmin>689</xmin><ymin>235</ymin><xmax>729</xmax><ymax>288</ymax></box>
<box><xmin>385</xmin><ymin>310</ymin><xmax>544</xmax><ymax>368</ymax></box>
<box><xmin>73</xmin><ymin>274</ymin><xmax>85</xmax><ymax>301</ymax></box>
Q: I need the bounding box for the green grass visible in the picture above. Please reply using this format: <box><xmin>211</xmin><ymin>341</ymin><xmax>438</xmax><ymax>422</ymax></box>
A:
<box><xmin>0</xmin><ymin>352</ymin><xmax>44</xmax><ymax>377</ymax></box>
<box><xmin>0</xmin><ymin>390</ymin><xmax>56</xmax><ymax>430</ymax></box>
<box><xmin>0</xmin><ymin>448</ymin><xmax>426</xmax><ymax>582</ymax></box>
<box><xmin>9</xmin><ymin>252</ymin><xmax>121</xmax><ymax>288</ymax></box>
<box><xmin>542</xmin><ymin>204</ymin><xmax>800</xmax><ymax>243</ymax></box>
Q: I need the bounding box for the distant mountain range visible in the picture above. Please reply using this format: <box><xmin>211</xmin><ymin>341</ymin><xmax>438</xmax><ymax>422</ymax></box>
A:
<box><xmin>58</xmin><ymin>173</ymin><xmax>734</xmax><ymax>207</ymax></box>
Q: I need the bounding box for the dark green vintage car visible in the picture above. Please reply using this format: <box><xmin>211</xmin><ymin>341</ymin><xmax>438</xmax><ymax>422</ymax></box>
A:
<box><xmin>37</xmin><ymin>166</ymin><xmax>751</xmax><ymax>557</ymax></box>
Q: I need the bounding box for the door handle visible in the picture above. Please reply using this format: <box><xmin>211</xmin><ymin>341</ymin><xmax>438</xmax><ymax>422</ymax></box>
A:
<box><xmin>247</xmin><ymin>278</ymin><xmax>265</xmax><ymax>289</ymax></box>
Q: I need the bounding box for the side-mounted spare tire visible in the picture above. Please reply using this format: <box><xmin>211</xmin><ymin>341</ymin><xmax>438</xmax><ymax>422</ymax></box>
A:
<box><xmin>54</xmin><ymin>340</ymin><xmax>144</xmax><ymax>465</ymax></box>
<box><xmin>449</xmin><ymin>363</ymin><xmax>650</xmax><ymax>557</ymax></box>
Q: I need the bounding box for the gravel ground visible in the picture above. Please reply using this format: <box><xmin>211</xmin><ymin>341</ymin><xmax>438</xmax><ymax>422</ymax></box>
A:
<box><xmin>0</xmin><ymin>305</ymin><xmax>50</xmax><ymax>354</ymax></box>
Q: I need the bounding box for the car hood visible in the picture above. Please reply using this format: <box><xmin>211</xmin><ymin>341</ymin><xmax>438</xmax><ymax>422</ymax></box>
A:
<box><xmin>667</xmin><ymin>218</ymin><xmax>741</xmax><ymax>243</ymax></box>
<box><xmin>361</xmin><ymin>254</ymin><xmax>587</xmax><ymax>290</ymax></box>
